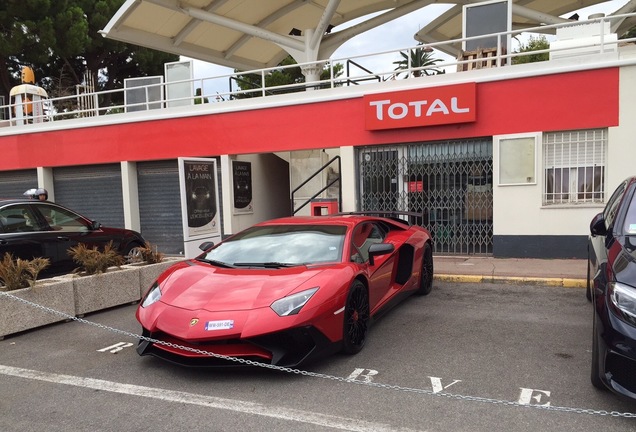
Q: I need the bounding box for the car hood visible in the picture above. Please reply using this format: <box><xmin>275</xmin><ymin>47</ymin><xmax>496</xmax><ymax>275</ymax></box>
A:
<box><xmin>159</xmin><ymin>262</ymin><xmax>325</xmax><ymax>312</ymax></box>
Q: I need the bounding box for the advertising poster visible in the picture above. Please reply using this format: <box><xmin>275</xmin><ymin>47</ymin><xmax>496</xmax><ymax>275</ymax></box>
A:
<box><xmin>232</xmin><ymin>160</ymin><xmax>253</xmax><ymax>214</ymax></box>
<box><xmin>178</xmin><ymin>158</ymin><xmax>219</xmax><ymax>240</ymax></box>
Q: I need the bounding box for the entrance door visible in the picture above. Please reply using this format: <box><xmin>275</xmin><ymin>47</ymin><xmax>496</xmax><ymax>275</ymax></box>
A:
<box><xmin>358</xmin><ymin>139</ymin><xmax>493</xmax><ymax>255</ymax></box>
<box><xmin>359</xmin><ymin>149</ymin><xmax>405</xmax><ymax>212</ymax></box>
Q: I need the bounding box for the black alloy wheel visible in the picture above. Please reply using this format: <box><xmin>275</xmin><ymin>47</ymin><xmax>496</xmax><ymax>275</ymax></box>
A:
<box><xmin>341</xmin><ymin>280</ymin><xmax>370</xmax><ymax>355</ymax></box>
<box><xmin>124</xmin><ymin>243</ymin><xmax>144</xmax><ymax>264</ymax></box>
<box><xmin>416</xmin><ymin>243</ymin><xmax>434</xmax><ymax>295</ymax></box>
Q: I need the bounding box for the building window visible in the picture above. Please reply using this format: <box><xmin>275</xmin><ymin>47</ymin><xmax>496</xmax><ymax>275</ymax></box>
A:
<box><xmin>496</xmin><ymin>133</ymin><xmax>538</xmax><ymax>186</ymax></box>
<box><xmin>543</xmin><ymin>129</ymin><xmax>606</xmax><ymax>205</ymax></box>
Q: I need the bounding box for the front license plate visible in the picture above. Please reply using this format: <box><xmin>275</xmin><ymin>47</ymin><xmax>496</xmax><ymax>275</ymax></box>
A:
<box><xmin>205</xmin><ymin>320</ymin><xmax>234</xmax><ymax>331</ymax></box>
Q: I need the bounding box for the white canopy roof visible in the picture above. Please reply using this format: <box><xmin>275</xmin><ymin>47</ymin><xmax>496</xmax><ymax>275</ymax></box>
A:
<box><xmin>415</xmin><ymin>0</ymin><xmax>636</xmax><ymax>56</ymax></box>
<box><xmin>101</xmin><ymin>0</ymin><xmax>635</xmax><ymax>70</ymax></box>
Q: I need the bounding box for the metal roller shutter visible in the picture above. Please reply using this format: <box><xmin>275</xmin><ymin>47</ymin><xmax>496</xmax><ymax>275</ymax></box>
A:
<box><xmin>137</xmin><ymin>160</ymin><xmax>184</xmax><ymax>255</ymax></box>
<box><xmin>0</xmin><ymin>169</ymin><xmax>38</xmax><ymax>199</ymax></box>
<box><xmin>53</xmin><ymin>164</ymin><xmax>124</xmax><ymax>228</ymax></box>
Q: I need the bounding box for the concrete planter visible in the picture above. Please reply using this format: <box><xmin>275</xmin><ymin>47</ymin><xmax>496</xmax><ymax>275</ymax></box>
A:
<box><xmin>0</xmin><ymin>258</ymin><xmax>186</xmax><ymax>337</ymax></box>
<box><xmin>0</xmin><ymin>277</ymin><xmax>75</xmax><ymax>338</ymax></box>
<box><xmin>71</xmin><ymin>266</ymin><xmax>141</xmax><ymax>316</ymax></box>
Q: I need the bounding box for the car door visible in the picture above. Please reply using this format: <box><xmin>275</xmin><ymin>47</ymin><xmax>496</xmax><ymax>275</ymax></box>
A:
<box><xmin>350</xmin><ymin>222</ymin><xmax>395</xmax><ymax>311</ymax></box>
<box><xmin>0</xmin><ymin>203</ymin><xmax>59</xmax><ymax>274</ymax></box>
<box><xmin>589</xmin><ymin>179</ymin><xmax>628</xmax><ymax>295</ymax></box>
<box><xmin>29</xmin><ymin>203</ymin><xmax>109</xmax><ymax>273</ymax></box>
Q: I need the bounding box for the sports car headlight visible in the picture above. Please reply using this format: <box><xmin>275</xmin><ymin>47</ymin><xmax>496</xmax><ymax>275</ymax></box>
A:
<box><xmin>609</xmin><ymin>282</ymin><xmax>636</xmax><ymax>325</ymax></box>
<box><xmin>270</xmin><ymin>287</ymin><xmax>318</xmax><ymax>317</ymax></box>
<box><xmin>141</xmin><ymin>282</ymin><xmax>162</xmax><ymax>308</ymax></box>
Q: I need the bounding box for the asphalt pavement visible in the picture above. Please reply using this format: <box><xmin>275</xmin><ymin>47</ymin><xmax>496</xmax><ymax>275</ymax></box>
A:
<box><xmin>3</xmin><ymin>280</ymin><xmax>633</xmax><ymax>431</ymax></box>
<box><xmin>434</xmin><ymin>255</ymin><xmax>588</xmax><ymax>288</ymax></box>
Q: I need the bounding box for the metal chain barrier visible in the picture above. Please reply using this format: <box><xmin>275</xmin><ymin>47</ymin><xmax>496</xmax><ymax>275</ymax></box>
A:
<box><xmin>2</xmin><ymin>290</ymin><xmax>636</xmax><ymax>419</ymax></box>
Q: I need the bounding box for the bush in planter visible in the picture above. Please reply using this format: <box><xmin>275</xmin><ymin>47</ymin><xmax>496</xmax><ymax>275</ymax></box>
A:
<box><xmin>0</xmin><ymin>253</ymin><xmax>50</xmax><ymax>291</ymax></box>
<box><xmin>68</xmin><ymin>241</ymin><xmax>124</xmax><ymax>275</ymax></box>
<box><xmin>130</xmin><ymin>242</ymin><xmax>165</xmax><ymax>264</ymax></box>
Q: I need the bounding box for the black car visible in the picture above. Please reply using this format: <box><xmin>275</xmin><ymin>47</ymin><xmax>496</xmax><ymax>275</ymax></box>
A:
<box><xmin>588</xmin><ymin>176</ymin><xmax>636</xmax><ymax>400</ymax></box>
<box><xmin>0</xmin><ymin>199</ymin><xmax>146</xmax><ymax>277</ymax></box>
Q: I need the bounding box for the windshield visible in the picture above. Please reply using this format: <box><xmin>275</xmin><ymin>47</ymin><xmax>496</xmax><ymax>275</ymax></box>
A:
<box><xmin>625</xmin><ymin>189</ymin><xmax>636</xmax><ymax>235</ymax></box>
<box><xmin>202</xmin><ymin>224</ymin><xmax>346</xmax><ymax>265</ymax></box>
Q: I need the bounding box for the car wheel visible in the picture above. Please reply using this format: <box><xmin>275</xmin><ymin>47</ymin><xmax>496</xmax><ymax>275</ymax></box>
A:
<box><xmin>416</xmin><ymin>243</ymin><xmax>434</xmax><ymax>296</ymax></box>
<box><xmin>591</xmin><ymin>311</ymin><xmax>606</xmax><ymax>390</ymax></box>
<box><xmin>586</xmin><ymin>253</ymin><xmax>592</xmax><ymax>302</ymax></box>
<box><xmin>341</xmin><ymin>280</ymin><xmax>369</xmax><ymax>355</ymax></box>
<box><xmin>123</xmin><ymin>243</ymin><xmax>144</xmax><ymax>264</ymax></box>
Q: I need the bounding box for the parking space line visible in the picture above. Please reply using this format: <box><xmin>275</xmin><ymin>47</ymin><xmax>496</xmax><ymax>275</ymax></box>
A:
<box><xmin>0</xmin><ymin>364</ymin><xmax>420</xmax><ymax>432</ymax></box>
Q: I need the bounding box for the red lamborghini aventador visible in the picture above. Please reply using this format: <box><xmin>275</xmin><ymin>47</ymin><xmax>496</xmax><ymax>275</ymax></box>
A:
<box><xmin>136</xmin><ymin>213</ymin><xmax>433</xmax><ymax>367</ymax></box>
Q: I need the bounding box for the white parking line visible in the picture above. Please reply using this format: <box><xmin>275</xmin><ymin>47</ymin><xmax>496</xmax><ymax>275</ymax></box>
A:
<box><xmin>0</xmin><ymin>364</ymin><xmax>421</xmax><ymax>432</ymax></box>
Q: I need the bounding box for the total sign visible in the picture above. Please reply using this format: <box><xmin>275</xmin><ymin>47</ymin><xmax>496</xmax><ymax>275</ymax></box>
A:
<box><xmin>364</xmin><ymin>83</ymin><xmax>476</xmax><ymax>130</ymax></box>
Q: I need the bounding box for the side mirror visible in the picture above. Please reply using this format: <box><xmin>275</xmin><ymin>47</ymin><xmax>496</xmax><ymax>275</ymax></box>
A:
<box><xmin>367</xmin><ymin>243</ymin><xmax>394</xmax><ymax>266</ymax></box>
<box><xmin>590</xmin><ymin>212</ymin><xmax>607</xmax><ymax>237</ymax></box>
<box><xmin>90</xmin><ymin>220</ymin><xmax>101</xmax><ymax>230</ymax></box>
<box><xmin>199</xmin><ymin>241</ymin><xmax>215</xmax><ymax>251</ymax></box>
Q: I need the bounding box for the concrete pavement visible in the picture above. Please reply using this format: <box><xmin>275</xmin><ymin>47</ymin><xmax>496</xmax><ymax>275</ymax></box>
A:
<box><xmin>433</xmin><ymin>255</ymin><xmax>588</xmax><ymax>288</ymax></box>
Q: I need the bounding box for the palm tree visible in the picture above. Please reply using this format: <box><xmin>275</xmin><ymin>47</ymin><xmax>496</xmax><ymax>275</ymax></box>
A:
<box><xmin>393</xmin><ymin>44</ymin><xmax>443</xmax><ymax>78</ymax></box>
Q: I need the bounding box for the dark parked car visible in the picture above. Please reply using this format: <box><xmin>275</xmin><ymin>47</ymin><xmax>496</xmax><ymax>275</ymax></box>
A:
<box><xmin>588</xmin><ymin>176</ymin><xmax>636</xmax><ymax>400</ymax></box>
<box><xmin>0</xmin><ymin>199</ymin><xmax>146</xmax><ymax>277</ymax></box>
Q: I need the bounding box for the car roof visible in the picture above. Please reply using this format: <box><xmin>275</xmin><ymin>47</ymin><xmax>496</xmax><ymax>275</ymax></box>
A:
<box><xmin>256</xmin><ymin>214</ymin><xmax>411</xmax><ymax>230</ymax></box>
<box><xmin>0</xmin><ymin>199</ymin><xmax>83</xmax><ymax>216</ymax></box>
<box><xmin>0</xmin><ymin>198</ymin><xmax>41</xmax><ymax>205</ymax></box>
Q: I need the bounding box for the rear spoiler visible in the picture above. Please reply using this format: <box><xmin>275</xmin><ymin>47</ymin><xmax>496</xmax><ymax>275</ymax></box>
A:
<box><xmin>336</xmin><ymin>211</ymin><xmax>424</xmax><ymax>227</ymax></box>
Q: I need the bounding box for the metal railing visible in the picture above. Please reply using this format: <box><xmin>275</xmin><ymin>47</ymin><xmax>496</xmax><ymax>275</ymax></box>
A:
<box><xmin>2</xmin><ymin>12</ymin><xmax>635</xmax><ymax>127</ymax></box>
<box><xmin>345</xmin><ymin>59</ymin><xmax>384</xmax><ymax>86</ymax></box>
<box><xmin>291</xmin><ymin>156</ymin><xmax>342</xmax><ymax>215</ymax></box>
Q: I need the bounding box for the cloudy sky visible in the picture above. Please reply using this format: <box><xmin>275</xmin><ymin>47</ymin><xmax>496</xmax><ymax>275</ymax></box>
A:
<box><xmin>186</xmin><ymin>0</ymin><xmax>629</xmax><ymax>94</ymax></box>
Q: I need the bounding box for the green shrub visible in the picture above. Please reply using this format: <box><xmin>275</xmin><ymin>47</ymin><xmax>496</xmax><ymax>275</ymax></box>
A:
<box><xmin>68</xmin><ymin>242</ymin><xmax>124</xmax><ymax>275</ymax></box>
<box><xmin>0</xmin><ymin>253</ymin><xmax>50</xmax><ymax>291</ymax></box>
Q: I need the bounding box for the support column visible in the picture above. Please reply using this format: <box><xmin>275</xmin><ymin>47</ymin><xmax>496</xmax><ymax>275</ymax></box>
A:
<box><xmin>300</xmin><ymin>64</ymin><xmax>323</xmax><ymax>90</ymax></box>
<box><xmin>287</xmin><ymin>29</ymin><xmax>324</xmax><ymax>91</ymax></box>
<box><xmin>339</xmin><ymin>146</ymin><xmax>358</xmax><ymax>212</ymax></box>
<box><xmin>120</xmin><ymin>161</ymin><xmax>141</xmax><ymax>232</ymax></box>
<box><xmin>37</xmin><ymin>167</ymin><xmax>54</xmax><ymax>202</ymax></box>
<box><xmin>220</xmin><ymin>154</ymin><xmax>234</xmax><ymax>237</ymax></box>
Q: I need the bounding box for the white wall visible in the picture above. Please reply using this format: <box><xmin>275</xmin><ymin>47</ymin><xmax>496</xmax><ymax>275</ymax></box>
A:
<box><xmin>492</xmin><ymin>132</ymin><xmax>605</xmax><ymax>237</ymax></box>
<box><xmin>493</xmin><ymin>63</ymin><xmax>636</xmax><ymax>237</ymax></box>
<box><xmin>224</xmin><ymin>153</ymin><xmax>290</xmax><ymax>235</ymax></box>
<box><xmin>289</xmin><ymin>148</ymin><xmax>342</xmax><ymax>216</ymax></box>
<box><xmin>607</xmin><ymin>63</ymin><xmax>636</xmax><ymax>194</ymax></box>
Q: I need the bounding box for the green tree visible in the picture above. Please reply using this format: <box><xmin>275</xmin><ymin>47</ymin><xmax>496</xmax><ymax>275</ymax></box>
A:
<box><xmin>194</xmin><ymin>88</ymin><xmax>208</xmax><ymax>104</ymax></box>
<box><xmin>0</xmin><ymin>0</ymin><xmax>178</xmax><ymax>109</ymax></box>
<box><xmin>512</xmin><ymin>35</ymin><xmax>550</xmax><ymax>64</ymax></box>
<box><xmin>393</xmin><ymin>44</ymin><xmax>444</xmax><ymax>77</ymax></box>
<box><xmin>232</xmin><ymin>55</ymin><xmax>344</xmax><ymax>98</ymax></box>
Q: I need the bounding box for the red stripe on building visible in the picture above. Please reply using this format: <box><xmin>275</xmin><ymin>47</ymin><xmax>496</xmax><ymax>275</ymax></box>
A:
<box><xmin>0</xmin><ymin>68</ymin><xmax>618</xmax><ymax>170</ymax></box>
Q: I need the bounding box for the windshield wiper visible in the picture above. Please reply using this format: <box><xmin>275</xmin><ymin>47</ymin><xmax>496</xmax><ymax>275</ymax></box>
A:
<box><xmin>195</xmin><ymin>258</ymin><xmax>236</xmax><ymax>268</ymax></box>
<box><xmin>234</xmin><ymin>262</ymin><xmax>303</xmax><ymax>268</ymax></box>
